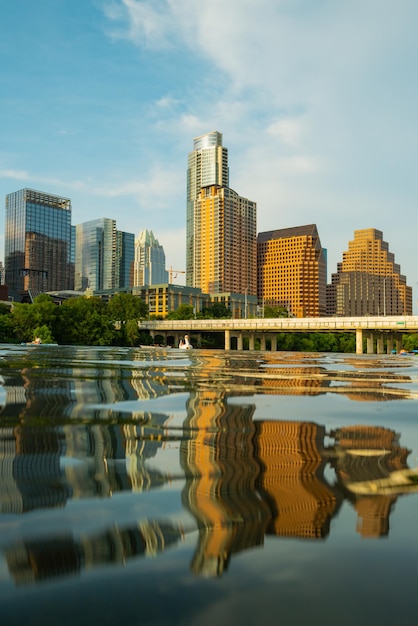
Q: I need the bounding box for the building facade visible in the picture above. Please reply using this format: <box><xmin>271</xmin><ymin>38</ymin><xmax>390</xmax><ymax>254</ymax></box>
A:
<box><xmin>4</xmin><ymin>188</ymin><xmax>73</xmax><ymax>297</ymax></box>
<box><xmin>186</xmin><ymin>131</ymin><xmax>257</xmax><ymax>305</ymax></box>
<box><xmin>133</xmin><ymin>229</ymin><xmax>168</xmax><ymax>286</ymax></box>
<box><xmin>75</xmin><ymin>218</ymin><xmax>117</xmax><ymax>292</ymax></box>
<box><xmin>116</xmin><ymin>230</ymin><xmax>134</xmax><ymax>289</ymax></box>
<box><xmin>257</xmin><ymin>224</ymin><xmax>327</xmax><ymax>317</ymax></box>
<box><xmin>328</xmin><ymin>228</ymin><xmax>412</xmax><ymax>316</ymax></box>
<box><xmin>75</xmin><ymin>219</ymin><xmax>134</xmax><ymax>292</ymax></box>
<box><xmin>133</xmin><ymin>284</ymin><xmax>210</xmax><ymax>318</ymax></box>
<box><xmin>187</xmin><ymin>131</ymin><xmax>229</xmax><ymax>287</ymax></box>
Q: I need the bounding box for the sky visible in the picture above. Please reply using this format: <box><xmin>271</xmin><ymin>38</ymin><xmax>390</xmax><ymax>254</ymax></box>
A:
<box><xmin>1</xmin><ymin>0</ymin><xmax>417</xmax><ymax>311</ymax></box>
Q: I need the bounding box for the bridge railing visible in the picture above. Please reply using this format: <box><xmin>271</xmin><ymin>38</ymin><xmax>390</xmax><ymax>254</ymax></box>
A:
<box><xmin>139</xmin><ymin>316</ymin><xmax>418</xmax><ymax>333</ymax></box>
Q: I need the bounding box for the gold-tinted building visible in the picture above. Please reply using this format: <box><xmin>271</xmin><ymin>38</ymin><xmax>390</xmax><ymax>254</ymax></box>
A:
<box><xmin>132</xmin><ymin>283</ymin><xmax>210</xmax><ymax>318</ymax></box>
<box><xmin>187</xmin><ymin>132</ymin><xmax>257</xmax><ymax>302</ymax></box>
<box><xmin>257</xmin><ymin>224</ymin><xmax>327</xmax><ymax>317</ymax></box>
<box><xmin>328</xmin><ymin>228</ymin><xmax>412</xmax><ymax>316</ymax></box>
<box><xmin>193</xmin><ymin>185</ymin><xmax>257</xmax><ymax>296</ymax></box>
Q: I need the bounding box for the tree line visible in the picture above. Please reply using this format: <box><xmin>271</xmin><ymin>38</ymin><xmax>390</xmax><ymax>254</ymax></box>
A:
<box><xmin>0</xmin><ymin>295</ymin><xmax>417</xmax><ymax>351</ymax></box>
<box><xmin>0</xmin><ymin>293</ymin><xmax>148</xmax><ymax>346</ymax></box>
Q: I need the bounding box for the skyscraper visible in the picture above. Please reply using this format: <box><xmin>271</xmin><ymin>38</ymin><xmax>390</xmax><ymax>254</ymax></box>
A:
<box><xmin>4</xmin><ymin>188</ymin><xmax>73</xmax><ymax>297</ymax></box>
<box><xmin>116</xmin><ymin>230</ymin><xmax>134</xmax><ymax>289</ymax></box>
<box><xmin>186</xmin><ymin>131</ymin><xmax>257</xmax><ymax>299</ymax></box>
<box><xmin>257</xmin><ymin>224</ymin><xmax>327</xmax><ymax>317</ymax></box>
<box><xmin>75</xmin><ymin>218</ymin><xmax>117</xmax><ymax>292</ymax></box>
<box><xmin>133</xmin><ymin>229</ymin><xmax>168</xmax><ymax>286</ymax></box>
<box><xmin>328</xmin><ymin>228</ymin><xmax>412</xmax><ymax>316</ymax></box>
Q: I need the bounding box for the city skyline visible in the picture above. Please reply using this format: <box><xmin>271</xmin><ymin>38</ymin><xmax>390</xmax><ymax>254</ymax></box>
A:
<box><xmin>1</xmin><ymin>1</ymin><xmax>417</xmax><ymax>312</ymax></box>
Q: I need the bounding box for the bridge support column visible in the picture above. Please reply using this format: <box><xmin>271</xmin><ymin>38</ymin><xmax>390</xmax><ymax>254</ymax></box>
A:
<box><xmin>225</xmin><ymin>329</ymin><xmax>231</xmax><ymax>351</ymax></box>
<box><xmin>366</xmin><ymin>332</ymin><xmax>375</xmax><ymax>354</ymax></box>
<box><xmin>271</xmin><ymin>335</ymin><xmax>277</xmax><ymax>351</ymax></box>
<box><xmin>249</xmin><ymin>335</ymin><xmax>255</xmax><ymax>350</ymax></box>
<box><xmin>395</xmin><ymin>334</ymin><xmax>403</xmax><ymax>352</ymax></box>
<box><xmin>387</xmin><ymin>335</ymin><xmax>394</xmax><ymax>354</ymax></box>
<box><xmin>260</xmin><ymin>335</ymin><xmax>266</xmax><ymax>351</ymax></box>
<box><xmin>356</xmin><ymin>328</ymin><xmax>363</xmax><ymax>354</ymax></box>
<box><xmin>376</xmin><ymin>334</ymin><xmax>384</xmax><ymax>354</ymax></box>
<box><xmin>237</xmin><ymin>332</ymin><xmax>244</xmax><ymax>351</ymax></box>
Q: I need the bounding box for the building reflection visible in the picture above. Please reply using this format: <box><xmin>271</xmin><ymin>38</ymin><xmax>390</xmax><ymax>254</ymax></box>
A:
<box><xmin>1</xmin><ymin>350</ymin><xmax>417</xmax><ymax>585</ymax></box>
<box><xmin>180</xmin><ymin>389</ymin><xmax>271</xmax><ymax>576</ymax></box>
<box><xmin>6</xmin><ymin>520</ymin><xmax>184</xmax><ymax>586</ymax></box>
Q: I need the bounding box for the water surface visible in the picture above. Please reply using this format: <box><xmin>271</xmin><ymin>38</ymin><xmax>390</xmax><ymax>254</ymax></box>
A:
<box><xmin>0</xmin><ymin>345</ymin><xmax>417</xmax><ymax>625</ymax></box>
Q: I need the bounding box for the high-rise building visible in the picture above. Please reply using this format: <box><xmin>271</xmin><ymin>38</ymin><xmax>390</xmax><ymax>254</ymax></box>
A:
<box><xmin>186</xmin><ymin>131</ymin><xmax>257</xmax><ymax>301</ymax></box>
<box><xmin>75</xmin><ymin>218</ymin><xmax>117</xmax><ymax>292</ymax></box>
<box><xmin>4</xmin><ymin>188</ymin><xmax>73</xmax><ymax>297</ymax></box>
<box><xmin>116</xmin><ymin>231</ymin><xmax>134</xmax><ymax>289</ymax></box>
<box><xmin>4</xmin><ymin>189</ymin><xmax>74</xmax><ymax>296</ymax></box>
<box><xmin>257</xmin><ymin>224</ymin><xmax>327</xmax><ymax>317</ymax></box>
<box><xmin>133</xmin><ymin>229</ymin><xmax>168</xmax><ymax>286</ymax></box>
<box><xmin>328</xmin><ymin>228</ymin><xmax>412</xmax><ymax>316</ymax></box>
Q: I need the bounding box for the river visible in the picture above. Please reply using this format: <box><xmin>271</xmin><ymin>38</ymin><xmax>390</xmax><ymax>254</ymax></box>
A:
<box><xmin>0</xmin><ymin>344</ymin><xmax>417</xmax><ymax>625</ymax></box>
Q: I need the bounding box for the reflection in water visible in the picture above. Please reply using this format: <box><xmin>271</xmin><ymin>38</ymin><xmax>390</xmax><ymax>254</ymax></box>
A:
<box><xmin>0</xmin><ymin>346</ymin><xmax>417</xmax><ymax>587</ymax></box>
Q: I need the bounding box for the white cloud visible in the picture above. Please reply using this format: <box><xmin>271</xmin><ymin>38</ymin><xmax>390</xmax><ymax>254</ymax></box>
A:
<box><xmin>267</xmin><ymin>118</ymin><xmax>307</xmax><ymax>149</ymax></box>
<box><xmin>103</xmin><ymin>0</ymin><xmax>179</xmax><ymax>47</ymax></box>
<box><xmin>0</xmin><ymin>169</ymin><xmax>31</xmax><ymax>180</ymax></box>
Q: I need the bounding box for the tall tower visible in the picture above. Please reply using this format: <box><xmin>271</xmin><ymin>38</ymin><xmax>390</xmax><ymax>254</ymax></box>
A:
<box><xmin>257</xmin><ymin>224</ymin><xmax>327</xmax><ymax>317</ymax></box>
<box><xmin>187</xmin><ymin>131</ymin><xmax>229</xmax><ymax>287</ymax></box>
<box><xmin>133</xmin><ymin>229</ymin><xmax>168</xmax><ymax>286</ymax></box>
<box><xmin>4</xmin><ymin>188</ymin><xmax>73</xmax><ymax>297</ymax></box>
<box><xmin>328</xmin><ymin>228</ymin><xmax>412</xmax><ymax>316</ymax></box>
<box><xmin>74</xmin><ymin>218</ymin><xmax>117</xmax><ymax>291</ymax></box>
<box><xmin>186</xmin><ymin>131</ymin><xmax>257</xmax><ymax>298</ymax></box>
<box><xmin>116</xmin><ymin>230</ymin><xmax>135</xmax><ymax>289</ymax></box>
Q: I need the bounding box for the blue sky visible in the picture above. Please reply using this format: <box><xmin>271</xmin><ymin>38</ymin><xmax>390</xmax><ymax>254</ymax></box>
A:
<box><xmin>1</xmin><ymin>0</ymin><xmax>417</xmax><ymax>310</ymax></box>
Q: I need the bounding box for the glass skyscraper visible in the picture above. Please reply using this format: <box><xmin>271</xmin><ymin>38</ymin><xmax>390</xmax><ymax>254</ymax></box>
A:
<box><xmin>116</xmin><ymin>230</ymin><xmax>135</xmax><ymax>289</ymax></box>
<box><xmin>75</xmin><ymin>218</ymin><xmax>116</xmax><ymax>291</ymax></box>
<box><xmin>75</xmin><ymin>218</ymin><xmax>135</xmax><ymax>292</ymax></box>
<box><xmin>4</xmin><ymin>188</ymin><xmax>73</xmax><ymax>296</ymax></box>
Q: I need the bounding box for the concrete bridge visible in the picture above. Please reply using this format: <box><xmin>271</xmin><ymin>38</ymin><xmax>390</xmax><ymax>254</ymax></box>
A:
<box><xmin>139</xmin><ymin>316</ymin><xmax>418</xmax><ymax>354</ymax></box>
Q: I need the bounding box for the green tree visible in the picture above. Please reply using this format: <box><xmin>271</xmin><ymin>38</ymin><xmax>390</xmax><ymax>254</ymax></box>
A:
<box><xmin>403</xmin><ymin>333</ymin><xmax>418</xmax><ymax>351</ymax></box>
<box><xmin>108</xmin><ymin>292</ymin><xmax>148</xmax><ymax>345</ymax></box>
<box><xmin>166</xmin><ymin>304</ymin><xmax>195</xmax><ymax>320</ymax></box>
<box><xmin>10</xmin><ymin>303</ymin><xmax>38</xmax><ymax>343</ymax></box>
<box><xmin>200</xmin><ymin>303</ymin><xmax>232</xmax><ymax>319</ymax></box>
<box><xmin>32</xmin><ymin>324</ymin><xmax>54</xmax><ymax>344</ymax></box>
<box><xmin>11</xmin><ymin>294</ymin><xmax>59</xmax><ymax>343</ymax></box>
<box><xmin>58</xmin><ymin>297</ymin><xmax>116</xmax><ymax>345</ymax></box>
<box><xmin>0</xmin><ymin>312</ymin><xmax>17</xmax><ymax>343</ymax></box>
<box><xmin>263</xmin><ymin>305</ymin><xmax>289</xmax><ymax>318</ymax></box>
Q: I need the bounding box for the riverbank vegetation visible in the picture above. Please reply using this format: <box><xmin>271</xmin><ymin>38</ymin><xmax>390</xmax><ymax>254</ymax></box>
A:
<box><xmin>0</xmin><ymin>293</ymin><xmax>148</xmax><ymax>346</ymax></box>
<box><xmin>0</xmin><ymin>295</ymin><xmax>417</xmax><ymax>351</ymax></box>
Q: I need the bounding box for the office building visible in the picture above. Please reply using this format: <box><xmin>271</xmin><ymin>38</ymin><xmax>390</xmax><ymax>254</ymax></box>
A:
<box><xmin>257</xmin><ymin>224</ymin><xmax>327</xmax><ymax>317</ymax></box>
<box><xmin>133</xmin><ymin>283</ymin><xmax>209</xmax><ymax>318</ymax></box>
<box><xmin>117</xmin><ymin>230</ymin><xmax>134</xmax><ymax>289</ymax></box>
<box><xmin>75</xmin><ymin>219</ymin><xmax>134</xmax><ymax>292</ymax></box>
<box><xmin>328</xmin><ymin>228</ymin><xmax>412</xmax><ymax>316</ymax></box>
<box><xmin>187</xmin><ymin>131</ymin><xmax>228</xmax><ymax>286</ymax></box>
<box><xmin>133</xmin><ymin>229</ymin><xmax>168</xmax><ymax>286</ymax></box>
<box><xmin>75</xmin><ymin>218</ymin><xmax>117</xmax><ymax>292</ymax></box>
<box><xmin>186</xmin><ymin>132</ymin><xmax>257</xmax><ymax>306</ymax></box>
<box><xmin>4</xmin><ymin>188</ymin><xmax>73</xmax><ymax>297</ymax></box>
